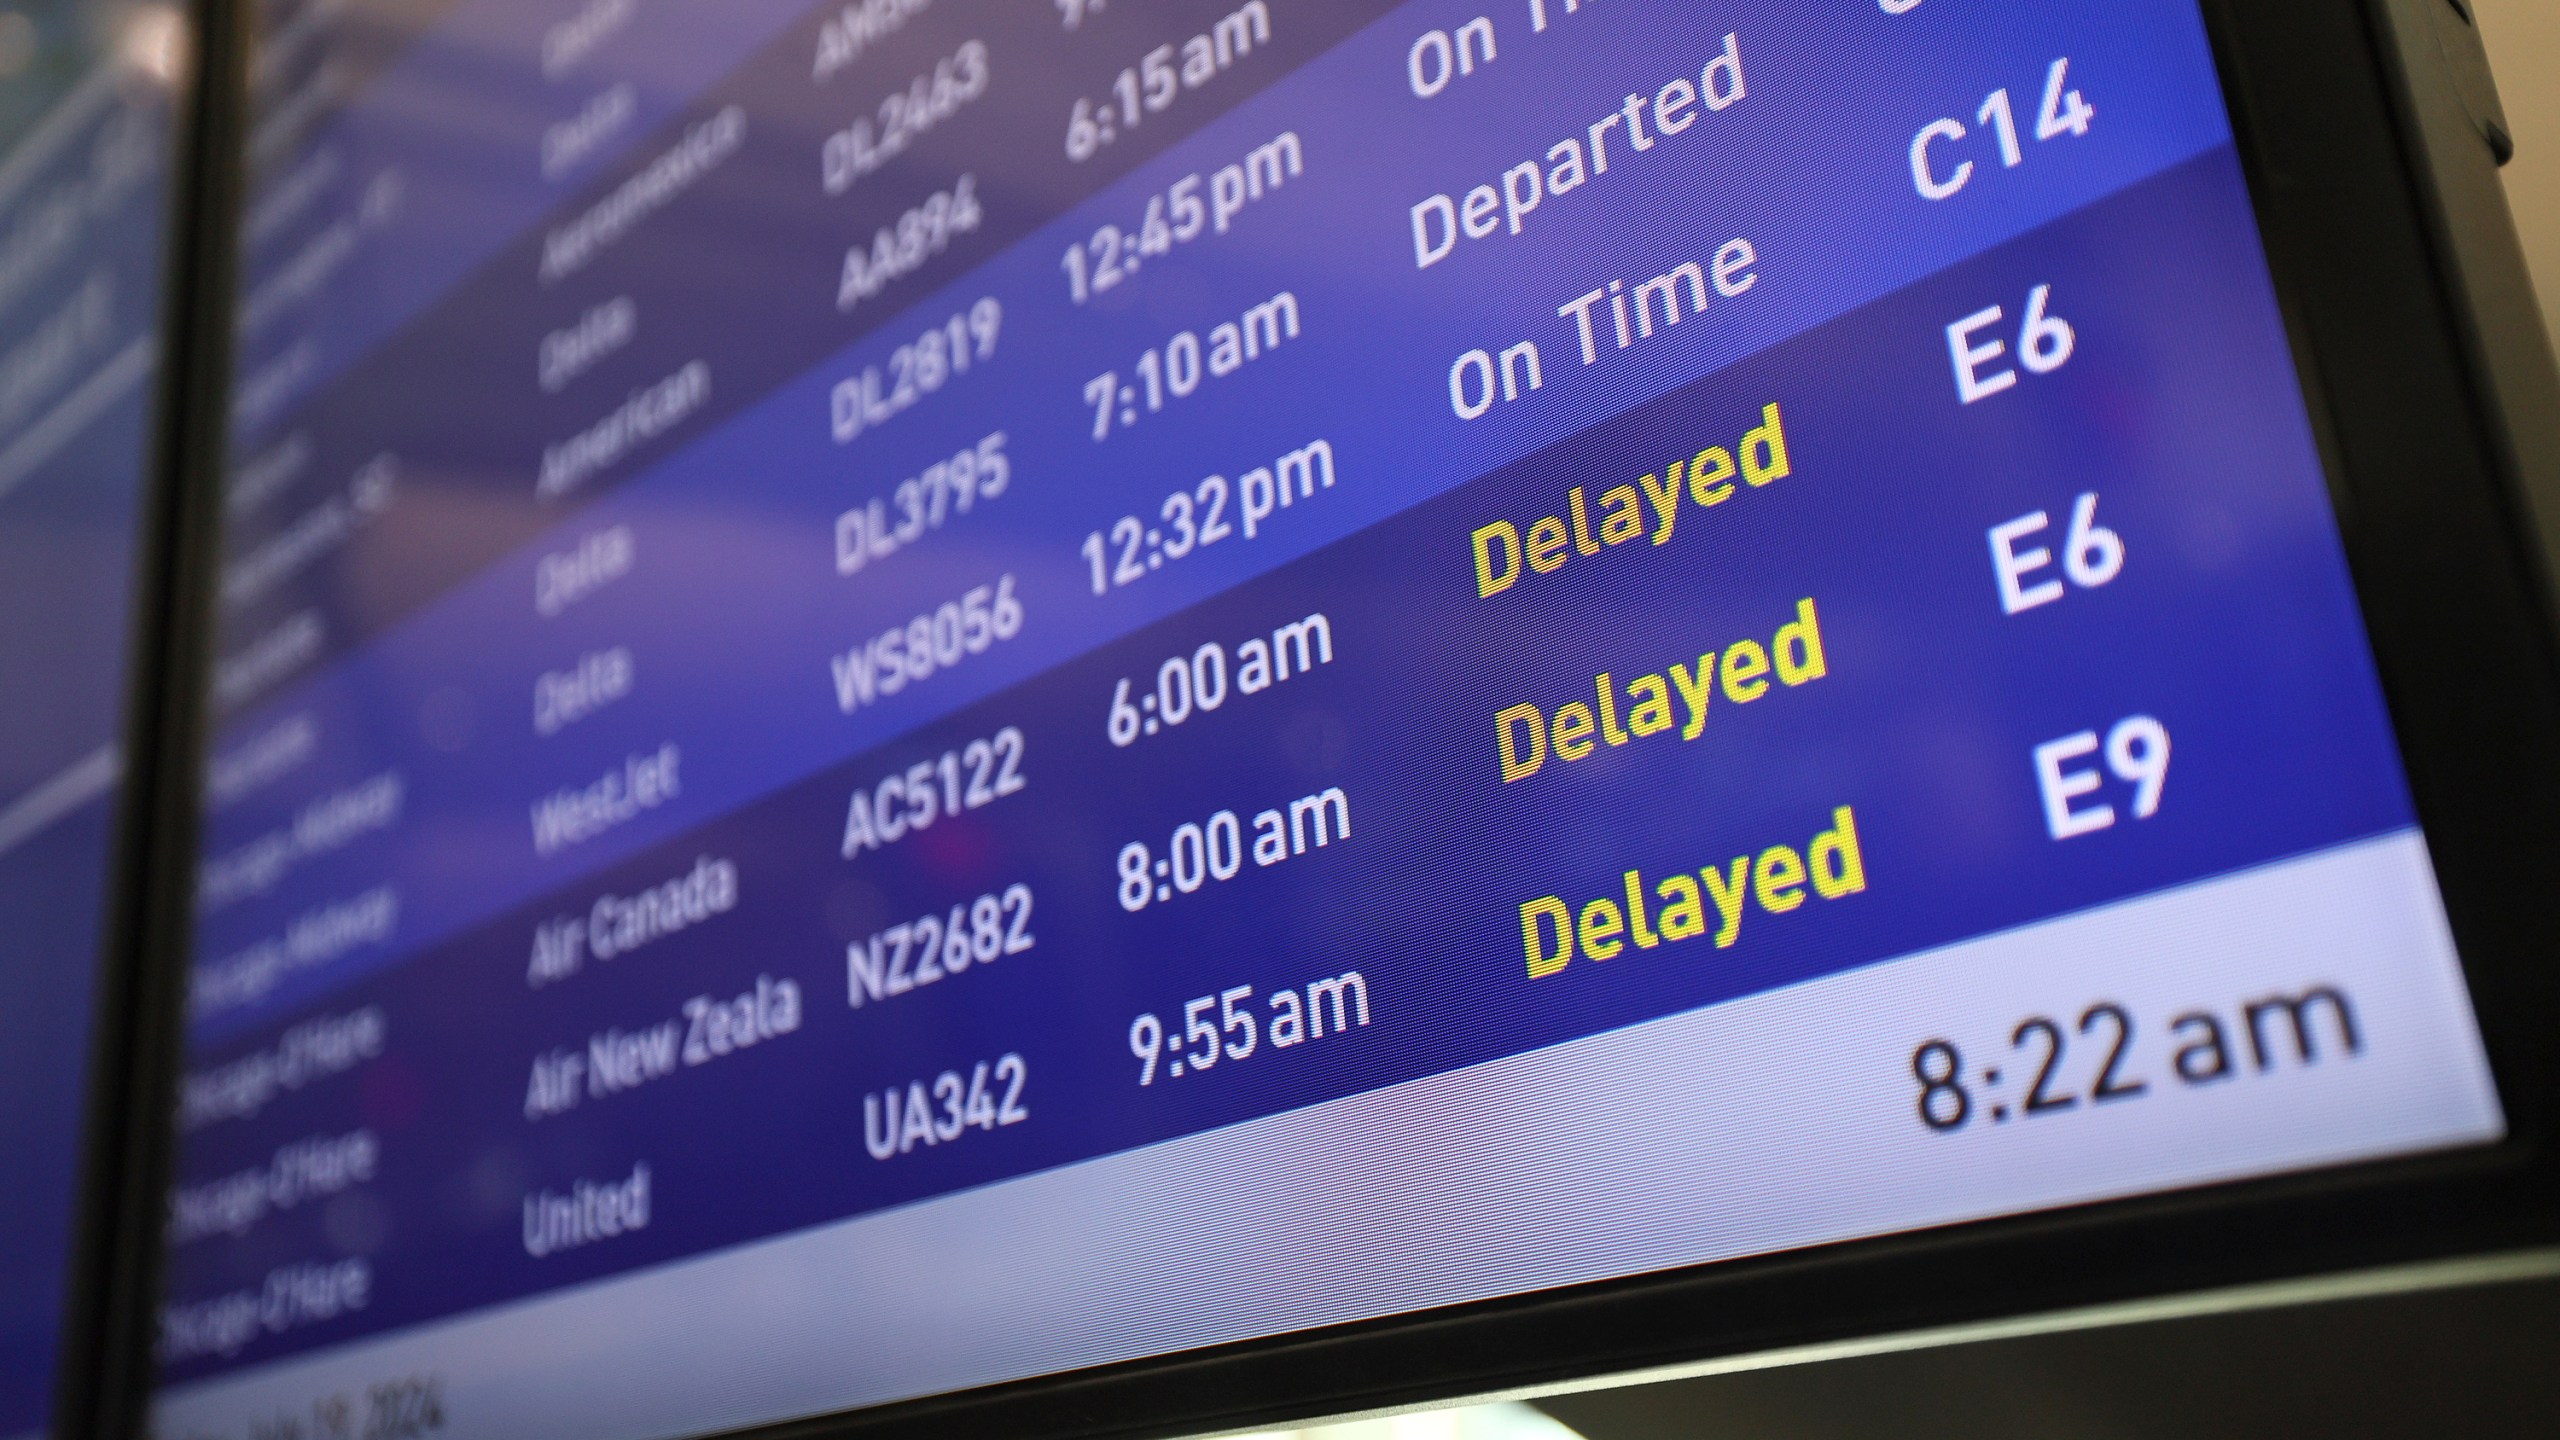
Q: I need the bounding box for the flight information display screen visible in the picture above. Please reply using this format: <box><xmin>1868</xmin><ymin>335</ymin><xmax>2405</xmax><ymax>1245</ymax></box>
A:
<box><xmin>0</xmin><ymin>4</ymin><xmax>181</xmax><ymax>1437</ymax></box>
<box><xmin>159</xmin><ymin>1</ymin><xmax>2507</xmax><ymax>1435</ymax></box>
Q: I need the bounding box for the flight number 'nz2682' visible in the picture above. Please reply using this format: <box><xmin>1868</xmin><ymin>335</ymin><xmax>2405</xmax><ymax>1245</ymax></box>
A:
<box><xmin>847</xmin><ymin>884</ymin><xmax>1035</xmax><ymax>1009</ymax></box>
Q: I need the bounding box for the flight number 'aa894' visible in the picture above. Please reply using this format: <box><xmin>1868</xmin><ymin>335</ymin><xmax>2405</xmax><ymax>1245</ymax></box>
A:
<box><xmin>837</xmin><ymin>176</ymin><xmax>983</xmax><ymax>312</ymax></box>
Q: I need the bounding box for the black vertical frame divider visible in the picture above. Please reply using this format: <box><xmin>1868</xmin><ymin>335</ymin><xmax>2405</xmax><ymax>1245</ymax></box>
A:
<box><xmin>52</xmin><ymin>2</ymin><xmax>249</xmax><ymax>1436</ymax></box>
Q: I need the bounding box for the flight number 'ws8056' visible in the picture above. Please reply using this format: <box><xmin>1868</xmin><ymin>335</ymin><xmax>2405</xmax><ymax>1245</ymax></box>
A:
<box><xmin>829</xmin><ymin>575</ymin><xmax>1023</xmax><ymax>715</ymax></box>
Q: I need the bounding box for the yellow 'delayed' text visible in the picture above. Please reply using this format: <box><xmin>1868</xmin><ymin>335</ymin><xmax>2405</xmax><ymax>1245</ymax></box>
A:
<box><xmin>1471</xmin><ymin>401</ymin><xmax>1791</xmax><ymax>600</ymax></box>
<box><xmin>1495</xmin><ymin>597</ymin><xmax>1826</xmax><ymax>783</ymax></box>
<box><xmin>1520</xmin><ymin>805</ymin><xmax>1866</xmax><ymax>979</ymax></box>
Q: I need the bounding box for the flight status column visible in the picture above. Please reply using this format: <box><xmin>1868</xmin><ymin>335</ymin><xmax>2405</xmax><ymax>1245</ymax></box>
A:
<box><xmin>156</xmin><ymin>2</ymin><xmax>2501</xmax><ymax>1436</ymax></box>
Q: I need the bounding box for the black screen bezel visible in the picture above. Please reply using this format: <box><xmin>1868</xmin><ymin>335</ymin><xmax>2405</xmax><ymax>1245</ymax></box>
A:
<box><xmin>139</xmin><ymin>0</ymin><xmax>2560</xmax><ymax>1435</ymax></box>
<box><xmin>30</xmin><ymin>2</ymin><xmax>237</xmax><ymax>1436</ymax></box>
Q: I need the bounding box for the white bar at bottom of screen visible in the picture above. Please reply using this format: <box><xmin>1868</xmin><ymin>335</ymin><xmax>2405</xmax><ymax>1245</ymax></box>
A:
<box><xmin>157</xmin><ymin>829</ymin><xmax>2500</xmax><ymax>1440</ymax></box>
